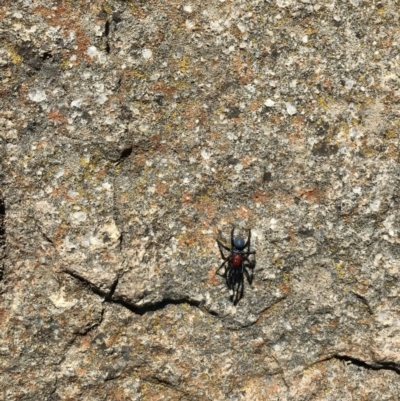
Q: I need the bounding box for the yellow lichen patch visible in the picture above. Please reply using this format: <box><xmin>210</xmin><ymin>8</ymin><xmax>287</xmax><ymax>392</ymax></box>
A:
<box><xmin>4</xmin><ymin>43</ymin><xmax>22</xmax><ymax>65</ymax></box>
<box><xmin>180</xmin><ymin>55</ymin><xmax>190</xmax><ymax>74</ymax></box>
<box><xmin>336</xmin><ymin>260</ymin><xmax>346</xmax><ymax>277</ymax></box>
<box><xmin>316</xmin><ymin>96</ymin><xmax>329</xmax><ymax>110</ymax></box>
<box><xmin>102</xmin><ymin>3</ymin><xmax>111</xmax><ymax>15</ymax></box>
<box><xmin>377</xmin><ymin>5</ymin><xmax>386</xmax><ymax>15</ymax></box>
<box><xmin>385</xmin><ymin>129</ymin><xmax>397</xmax><ymax>139</ymax></box>
<box><xmin>362</xmin><ymin>146</ymin><xmax>376</xmax><ymax>158</ymax></box>
<box><xmin>306</xmin><ymin>27</ymin><xmax>315</xmax><ymax>35</ymax></box>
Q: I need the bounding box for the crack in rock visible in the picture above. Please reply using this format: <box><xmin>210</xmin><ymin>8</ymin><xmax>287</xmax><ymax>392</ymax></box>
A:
<box><xmin>318</xmin><ymin>354</ymin><xmax>400</xmax><ymax>375</ymax></box>
<box><xmin>64</xmin><ymin>269</ymin><xmax>203</xmax><ymax>316</ymax></box>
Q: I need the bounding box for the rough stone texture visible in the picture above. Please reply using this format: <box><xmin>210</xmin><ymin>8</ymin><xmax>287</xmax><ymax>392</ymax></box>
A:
<box><xmin>2</xmin><ymin>0</ymin><xmax>400</xmax><ymax>399</ymax></box>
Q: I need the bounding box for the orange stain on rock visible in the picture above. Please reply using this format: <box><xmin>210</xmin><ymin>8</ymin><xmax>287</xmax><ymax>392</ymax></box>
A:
<box><xmin>34</xmin><ymin>4</ymin><xmax>91</xmax><ymax>62</ymax></box>
<box><xmin>249</xmin><ymin>98</ymin><xmax>262</xmax><ymax>111</ymax></box>
<box><xmin>0</xmin><ymin>308</ymin><xmax>10</xmax><ymax>329</ymax></box>
<box><xmin>279</xmin><ymin>283</ymin><xmax>291</xmax><ymax>297</ymax></box>
<box><xmin>269</xmin><ymin>114</ymin><xmax>283</xmax><ymax>124</ymax></box>
<box><xmin>253</xmin><ymin>189</ymin><xmax>269</xmax><ymax>204</ymax></box>
<box><xmin>288</xmin><ymin>229</ymin><xmax>297</xmax><ymax>244</ymax></box>
<box><xmin>235</xmin><ymin>206</ymin><xmax>251</xmax><ymax>220</ymax></box>
<box><xmin>207</xmin><ymin>268</ymin><xmax>220</xmax><ymax>286</ymax></box>
<box><xmin>155</xmin><ymin>182</ymin><xmax>168</xmax><ymax>196</ymax></box>
<box><xmin>241</xmin><ymin>156</ymin><xmax>254</xmax><ymax>167</ymax></box>
<box><xmin>296</xmin><ymin>188</ymin><xmax>323</xmax><ymax>203</ymax></box>
<box><xmin>152</xmin><ymin>81</ymin><xmax>177</xmax><ymax>97</ymax></box>
<box><xmin>48</xmin><ymin>110</ymin><xmax>67</xmax><ymax>124</ymax></box>
<box><xmin>181</xmin><ymin>193</ymin><xmax>193</xmax><ymax>204</ymax></box>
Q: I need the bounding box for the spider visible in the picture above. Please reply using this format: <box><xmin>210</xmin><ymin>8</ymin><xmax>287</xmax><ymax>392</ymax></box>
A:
<box><xmin>216</xmin><ymin>227</ymin><xmax>256</xmax><ymax>304</ymax></box>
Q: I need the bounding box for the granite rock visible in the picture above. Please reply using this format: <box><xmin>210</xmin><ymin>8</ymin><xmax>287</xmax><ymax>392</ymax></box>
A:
<box><xmin>2</xmin><ymin>0</ymin><xmax>400</xmax><ymax>399</ymax></box>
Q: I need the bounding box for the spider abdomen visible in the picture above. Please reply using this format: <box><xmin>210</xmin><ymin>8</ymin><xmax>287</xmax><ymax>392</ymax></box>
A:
<box><xmin>231</xmin><ymin>254</ymin><xmax>243</xmax><ymax>268</ymax></box>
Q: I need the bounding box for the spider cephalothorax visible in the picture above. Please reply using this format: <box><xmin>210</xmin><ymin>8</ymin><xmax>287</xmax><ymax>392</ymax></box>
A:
<box><xmin>216</xmin><ymin>227</ymin><xmax>256</xmax><ymax>304</ymax></box>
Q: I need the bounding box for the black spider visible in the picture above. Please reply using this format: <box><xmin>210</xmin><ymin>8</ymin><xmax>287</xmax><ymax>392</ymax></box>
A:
<box><xmin>216</xmin><ymin>227</ymin><xmax>256</xmax><ymax>304</ymax></box>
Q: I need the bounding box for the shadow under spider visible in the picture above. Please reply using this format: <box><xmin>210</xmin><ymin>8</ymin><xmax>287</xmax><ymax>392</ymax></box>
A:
<box><xmin>216</xmin><ymin>227</ymin><xmax>256</xmax><ymax>305</ymax></box>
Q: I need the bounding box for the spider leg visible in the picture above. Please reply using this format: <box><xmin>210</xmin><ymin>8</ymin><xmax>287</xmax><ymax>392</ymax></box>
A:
<box><xmin>226</xmin><ymin>265</ymin><xmax>234</xmax><ymax>290</ymax></box>
<box><xmin>243</xmin><ymin>266</ymin><xmax>253</xmax><ymax>285</ymax></box>
<box><xmin>217</xmin><ymin>240</ymin><xmax>231</xmax><ymax>263</ymax></box>
<box><xmin>231</xmin><ymin>226</ymin><xmax>235</xmax><ymax>248</ymax></box>
<box><xmin>217</xmin><ymin>239</ymin><xmax>231</xmax><ymax>254</ymax></box>
<box><xmin>243</xmin><ymin>228</ymin><xmax>251</xmax><ymax>249</ymax></box>
<box><xmin>244</xmin><ymin>254</ymin><xmax>256</xmax><ymax>269</ymax></box>
<box><xmin>239</xmin><ymin>272</ymin><xmax>244</xmax><ymax>301</ymax></box>
<box><xmin>233</xmin><ymin>270</ymin><xmax>244</xmax><ymax>305</ymax></box>
<box><xmin>216</xmin><ymin>258</ymin><xmax>229</xmax><ymax>275</ymax></box>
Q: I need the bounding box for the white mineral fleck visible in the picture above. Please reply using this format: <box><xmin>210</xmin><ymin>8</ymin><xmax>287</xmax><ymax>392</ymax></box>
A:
<box><xmin>234</xmin><ymin>163</ymin><xmax>243</xmax><ymax>172</ymax></box>
<box><xmin>227</xmin><ymin>131</ymin><xmax>236</xmax><ymax>140</ymax></box>
<box><xmin>71</xmin><ymin>98</ymin><xmax>83</xmax><ymax>108</ymax></box>
<box><xmin>49</xmin><ymin>289</ymin><xmax>77</xmax><ymax>309</ymax></box>
<box><xmin>286</xmin><ymin>102</ymin><xmax>297</xmax><ymax>115</ymax></box>
<box><xmin>186</xmin><ymin>20</ymin><xmax>195</xmax><ymax>30</ymax></box>
<box><xmin>302</xmin><ymin>35</ymin><xmax>308</xmax><ymax>43</ymax></box>
<box><xmin>97</xmin><ymin>93</ymin><xmax>108</xmax><ymax>104</ymax></box>
<box><xmin>183</xmin><ymin>4</ymin><xmax>193</xmax><ymax>13</ymax></box>
<box><xmin>28</xmin><ymin>89</ymin><xmax>47</xmax><ymax>102</ymax></box>
<box><xmin>142</xmin><ymin>48</ymin><xmax>153</xmax><ymax>59</ymax></box>
<box><xmin>71</xmin><ymin>211</ymin><xmax>87</xmax><ymax>223</ymax></box>
<box><xmin>270</xmin><ymin>218</ymin><xmax>278</xmax><ymax>230</ymax></box>
<box><xmin>345</xmin><ymin>79</ymin><xmax>355</xmax><ymax>90</ymax></box>
<box><xmin>201</xmin><ymin>149</ymin><xmax>210</xmax><ymax>160</ymax></box>
<box><xmin>139</xmin><ymin>124</ymin><xmax>149</xmax><ymax>132</ymax></box>
<box><xmin>237</xmin><ymin>22</ymin><xmax>247</xmax><ymax>33</ymax></box>
<box><xmin>370</xmin><ymin>199</ymin><xmax>381</xmax><ymax>212</ymax></box>
<box><xmin>86</xmin><ymin>46</ymin><xmax>99</xmax><ymax>57</ymax></box>
<box><xmin>245</xmin><ymin>84</ymin><xmax>255</xmax><ymax>93</ymax></box>
<box><xmin>265</xmin><ymin>99</ymin><xmax>275</xmax><ymax>107</ymax></box>
<box><xmin>55</xmin><ymin>168</ymin><xmax>64</xmax><ymax>179</ymax></box>
<box><xmin>210</xmin><ymin>21</ymin><xmax>224</xmax><ymax>33</ymax></box>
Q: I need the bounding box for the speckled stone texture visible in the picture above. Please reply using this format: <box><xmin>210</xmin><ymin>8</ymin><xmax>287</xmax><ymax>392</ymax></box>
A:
<box><xmin>2</xmin><ymin>0</ymin><xmax>400</xmax><ymax>399</ymax></box>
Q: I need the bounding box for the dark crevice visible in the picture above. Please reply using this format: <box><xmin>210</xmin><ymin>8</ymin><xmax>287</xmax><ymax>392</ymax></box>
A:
<box><xmin>64</xmin><ymin>269</ymin><xmax>203</xmax><ymax>316</ymax></box>
<box><xmin>114</xmin><ymin>146</ymin><xmax>133</xmax><ymax>165</ymax></box>
<box><xmin>104</xmin><ymin>20</ymin><xmax>110</xmax><ymax>53</ymax></box>
<box><xmin>143</xmin><ymin>376</ymin><xmax>189</xmax><ymax>396</ymax></box>
<box><xmin>41</xmin><ymin>229</ymin><xmax>54</xmax><ymax>245</ymax></box>
<box><xmin>64</xmin><ymin>269</ymin><xmax>107</xmax><ymax>298</ymax></box>
<box><xmin>112</xmin><ymin>295</ymin><xmax>203</xmax><ymax>316</ymax></box>
<box><xmin>326</xmin><ymin>355</ymin><xmax>400</xmax><ymax>375</ymax></box>
<box><xmin>104</xmin><ymin>20</ymin><xmax>110</xmax><ymax>37</ymax></box>
<box><xmin>78</xmin><ymin>306</ymin><xmax>105</xmax><ymax>336</ymax></box>
<box><xmin>34</xmin><ymin>219</ymin><xmax>54</xmax><ymax>246</ymax></box>
<box><xmin>105</xmin><ymin>276</ymin><xmax>119</xmax><ymax>301</ymax></box>
<box><xmin>350</xmin><ymin>291</ymin><xmax>373</xmax><ymax>315</ymax></box>
<box><xmin>45</xmin><ymin>377</ymin><xmax>58</xmax><ymax>401</ymax></box>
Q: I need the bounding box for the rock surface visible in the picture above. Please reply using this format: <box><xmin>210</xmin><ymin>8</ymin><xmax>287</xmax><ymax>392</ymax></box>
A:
<box><xmin>2</xmin><ymin>0</ymin><xmax>400</xmax><ymax>399</ymax></box>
